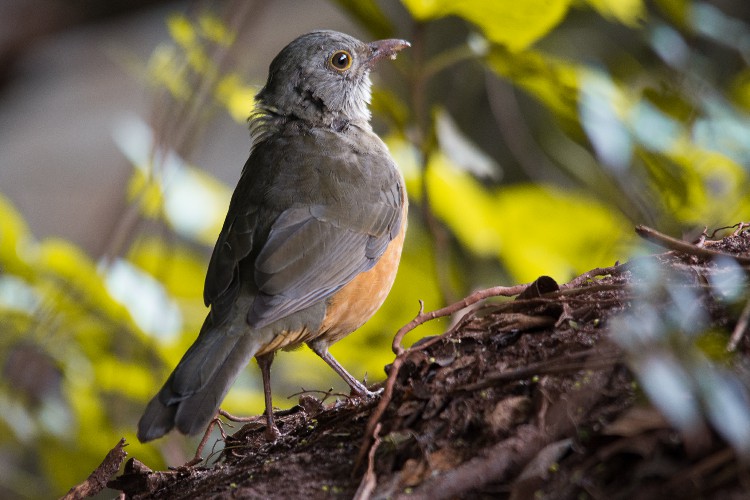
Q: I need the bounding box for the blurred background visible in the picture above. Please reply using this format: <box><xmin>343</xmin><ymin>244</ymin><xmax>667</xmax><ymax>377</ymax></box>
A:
<box><xmin>1</xmin><ymin>0</ymin><xmax>749</xmax><ymax>497</ymax></box>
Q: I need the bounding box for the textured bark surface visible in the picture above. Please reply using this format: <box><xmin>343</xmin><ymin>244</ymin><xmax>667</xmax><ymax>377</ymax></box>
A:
<box><xmin>103</xmin><ymin>227</ymin><xmax>750</xmax><ymax>499</ymax></box>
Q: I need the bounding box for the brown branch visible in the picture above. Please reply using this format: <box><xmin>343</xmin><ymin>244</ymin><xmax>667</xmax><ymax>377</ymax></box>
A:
<box><xmin>636</xmin><ymin>225</ymin><xmax>750</xmax><ymax>264</ymax></box>
<box><xmin>63</xmin><ymin>438</ymin><xmax>128</xmax><ymax>500</ymax></box>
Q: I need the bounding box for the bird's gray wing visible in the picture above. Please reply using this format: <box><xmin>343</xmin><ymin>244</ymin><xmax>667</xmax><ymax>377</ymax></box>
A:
<box><xmin>202</xmin><ymin>152</ymin><xmax>266</xmax><ymax>324</ymax></box>
<box><xmin>249</xmin><ymin>190</ymin><xmax>402</xmax><ymax>328</ymax></box>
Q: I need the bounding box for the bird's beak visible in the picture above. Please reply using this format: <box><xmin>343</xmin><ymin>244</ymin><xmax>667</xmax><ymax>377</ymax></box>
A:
<box><xmin>366</xmin><ymin>38</ymin><xmax>411</xmax><ymax>67</ymax></box>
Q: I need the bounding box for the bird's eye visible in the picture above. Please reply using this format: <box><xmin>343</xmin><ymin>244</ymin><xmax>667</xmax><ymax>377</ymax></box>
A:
<box><xmin>329</xmin><ymin>50</ymin><xmax>352</xmax><ymax>71</ymax></box>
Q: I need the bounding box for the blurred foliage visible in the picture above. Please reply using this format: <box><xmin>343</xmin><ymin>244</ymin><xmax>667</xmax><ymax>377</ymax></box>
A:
<box><xmin>1</xmin><ymin>0</ymin><xmax>749</xmax><ymax>496</ymax></box>
<box><xmin>612</xmin><ymin>255</ymin><xmax>750</xmax><ymax>457</ymax></box>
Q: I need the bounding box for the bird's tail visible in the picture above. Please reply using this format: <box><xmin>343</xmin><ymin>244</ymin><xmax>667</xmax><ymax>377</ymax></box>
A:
<box><xmin>137</xmin><ymin>315</ymin><xmax>264</xmax><ymax>443</ymax></box>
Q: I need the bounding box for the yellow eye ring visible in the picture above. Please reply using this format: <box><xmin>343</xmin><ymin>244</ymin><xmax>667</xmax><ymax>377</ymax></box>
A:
<box><xmin>329</xmin><ymin>50</ymin><xmax>353</xmax><ymax>71</ymax></box>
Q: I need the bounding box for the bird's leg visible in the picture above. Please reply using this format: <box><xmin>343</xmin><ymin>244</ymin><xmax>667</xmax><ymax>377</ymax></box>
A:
<box><xmin>308</xmin><ymin>341</ymin><xmax>382</xmax><ymax>398</ymax></box>
<box><xmin>256</xmin><ymin>352</ymin><xmax>281</xmax><ymax>440</ymax></box>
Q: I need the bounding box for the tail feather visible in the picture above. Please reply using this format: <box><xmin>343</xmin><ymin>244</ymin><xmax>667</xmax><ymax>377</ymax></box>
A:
<box><xmin>174</xmin><ymin>333</ymin><xmax>262</xmax><ymax>435</ymax></box>
<box><xmin>137</xmin><ymin>389</ymin><xmax>178</xmax><ymax>442</ymax></box>
<box><xmin>137</xmin><ymin>318</ymin><xmax>263</xmax><ymax>443</ymax></box>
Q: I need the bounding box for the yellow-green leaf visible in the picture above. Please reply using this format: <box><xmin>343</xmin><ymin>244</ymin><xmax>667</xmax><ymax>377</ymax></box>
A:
<box><xmin>0</xmin><ymin>193</ymin><xmax>34</xmax><ymax>277</ymax></box>
<box><xmin>582</xmin><ymin>0</ymin><xmax>646</xmax><ymax>27</ymax></box>
<box><xmin>402</xmin><ymin>0</ymin><xmax>572</xmax><ymax>51</ymax></box>
<box><xmin>127</xmin><ymin>237</ymin><xmax>206</xmax><ymax>299</ymax></box>
<box><xmin>487</xmin><ymin>46</ymin><xmax>583</xmax><ymax>120</ymax></box>
<box><xmin>215</xmin><ymin>74</ymin><xmax>257</xmax><ymax>123</ymax></box>
<box><xmin>495</xmin><ymin>184</ymin><xmax>632</xmax><ymax>282</ymax></box>
<box><xmin>198</xmin><ymin>13</ymin><xmax>236</xmax><ymax>46</ymax></box>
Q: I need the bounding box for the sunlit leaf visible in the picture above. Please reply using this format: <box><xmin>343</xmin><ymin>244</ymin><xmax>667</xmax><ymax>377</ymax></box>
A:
<box><xmin>487</xmin><ymin>46</ymin><xmax>583</xmax><ymax>120</ymax></box>
<box><xmin>146</xmin><ymin>45</ymin><xmax>190</xmax><ymax>100</ymax></box>
<box><xmin>96</xmin><ymin>357</ymin><xmax>157</xmax><ymax>400</ymax></box>
<box><xmin>126</xmin><ymin>169</ymin><xmax>164</xmax><ymax>218</ymax></box>
<box><xmin>0</xmin><ymin>194</ymin><xmax>34</xmax><ymax>278</ymax></box>
<box><xmin>37</xmin><ymin>238</ymin><xmax>125</xmax><ymax>322</ymax></box>
<box><xmin>198</xmin><ymin>13</ymin><xmax>236</xmax><ymax>46</ymax></box>
<box><xmin>167</xmin><ymin>13</ymin><xmax>197</xmax><ymax>47</ymax></box>
<box><xmin>494</xmin><ymin>184</ymin><xmax>630</xmax><ymax>282</ymax></box>
<box><xmin>392</xmin><ymin>135</ymin><xmax>629</xmax><ymax>282</ymax></box>
<box><xmin>215</xmin><ymin>74</ymin><xmax>257</xmax><ymax>123</ymax></box>
<box><xmin>426</xmin><ymin>155</ymin><xmax>504</xmax><ymax>257</ymax></box>
<box><xmin>582</xmin><ymin>0</ymin><xmax>646</xmax><ymax>26</ymax></box>
<box><xmin>641</xmin><ymin>146</ymin><xmax>750</xmax><ymax>226</ymax></box>
<box><xmin>127</xmin><ymin>237</ymin><xmax>207</xmax><ymax>299</ymax></box>
<box><xmin>402</xmin><ymin>0</ymin><xmax>572</xmax><ymax>51</ymax></box>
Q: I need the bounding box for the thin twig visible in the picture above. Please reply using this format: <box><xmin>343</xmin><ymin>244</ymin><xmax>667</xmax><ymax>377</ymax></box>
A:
<box><xmin>287</xmin><ymin>387</ymin><xmax>350</xmax><ymax>402</ymax></box>
<box><xmin>218</xmin><ymin>408</ymin><xmax>265</xmax><ymax>423</ymax></box>
<box><xmin>187</xmin><ymin>417</ymin><xmax>229</xmax><ymax>466</ymax></box>
<box><xmin>562</xmin><ymin>264</ymin><xmax>627</xmax><ymax>289</ymax></box>
<box><xmin>707</xmin><ymin>222</ymin><xmax>749</xmax><ymax>239</ymax></box>
<box><xmin>391</xmin><ymin>284</ymin><xmax>529</xmax><ymax>355</ymax></box>
<box><xmin>353</xmin><ymin>423</ymin><xmax>382</xmax><ymax>500</ymax></box>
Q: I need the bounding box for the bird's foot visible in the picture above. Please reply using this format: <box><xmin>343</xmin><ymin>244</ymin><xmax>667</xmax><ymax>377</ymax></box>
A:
<box><xmin>353</xmin><ymin>386</ymin><xmax>384</xmax><ymax>399</ymax></box>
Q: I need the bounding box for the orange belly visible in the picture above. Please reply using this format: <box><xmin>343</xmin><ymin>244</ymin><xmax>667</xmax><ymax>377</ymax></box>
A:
<box><xmin>255</xmin><ymin>191</ymin><xmax>408</xmax><ymax>355</ymax></box>
<box><xmin>316</xmin><ymin>202</ymin><xmax>407</xmax><ymax>344</ymax></box>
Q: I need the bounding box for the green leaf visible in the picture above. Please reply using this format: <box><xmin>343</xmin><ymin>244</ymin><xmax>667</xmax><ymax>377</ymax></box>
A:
<box><xmin>127</xmin><ymin>237</ymin><xmax>206</xmax><ymax>299</ymax></box>
<box><xmin>402</xmin><ymin>0</ymin><xmax>572</xmax><ymax>51</ymax></box>
<box><xmin>395</xmin><ymin>134</ymin><xmax>631</xmax><ymax>282</ymax></box>
<box><xmin>487</xmin><ymin>46</ymin><xmax>583</xmax><ymax>121</ymax></box>
<box><xmin>494</xmin><ymin>184</ymin><xmax>631</xmax><ymax>282</ymax></box>
<box><xmin>0</xmin><ymin>193</ymin><xmax>34</xmax><ymax>278</ymax></box>
<box><xmin>37</xmin><ymin>238</ymin><xmax>126</xmax><ymax>323</ymax></box>
<box><xmin>582</xmin><ymin>0</ymin><xmax>646</xmax><ymax>26</ymax></box>
<box><xmin>215</xmin><ymin>74</ymin><xmax>257</xmax><ymax>124</ymax></box>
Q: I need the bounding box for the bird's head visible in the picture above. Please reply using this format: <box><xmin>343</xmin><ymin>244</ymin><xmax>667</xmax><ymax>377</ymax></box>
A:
<box><xmin>255</xmin><ymin>30</ymin><xmax>409</xmax><ymax>127</ymax></box>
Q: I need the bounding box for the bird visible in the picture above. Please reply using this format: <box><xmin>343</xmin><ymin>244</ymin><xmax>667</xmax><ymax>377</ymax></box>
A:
<box><xmin>137</xmin><ymin>30</ymin><xmax>410</xmax><ymax>443</ymax></box>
